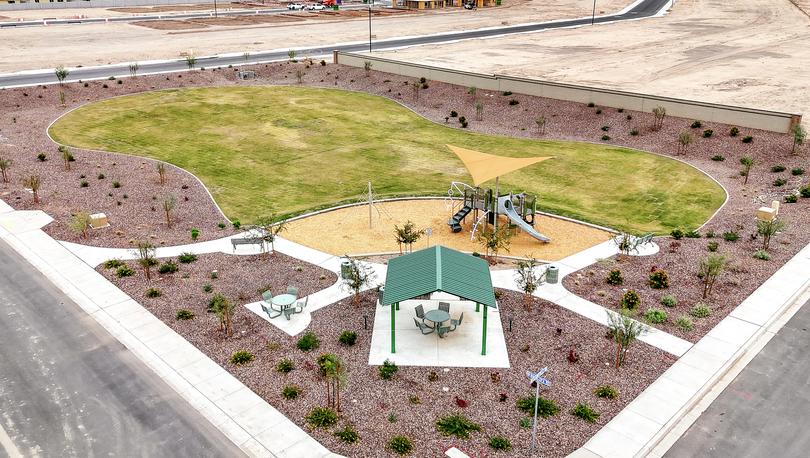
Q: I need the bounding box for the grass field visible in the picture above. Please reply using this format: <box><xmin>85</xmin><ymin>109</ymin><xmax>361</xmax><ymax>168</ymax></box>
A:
<box><xmin>49</xmin><ymin>86</ymin><xmax>725</xmax><ymax>233</ymax></box>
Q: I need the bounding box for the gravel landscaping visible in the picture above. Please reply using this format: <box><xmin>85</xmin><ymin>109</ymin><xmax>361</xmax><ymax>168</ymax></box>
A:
<box><xmin>94</xmin><ymin>249</ymin><xmax>673</xmax><ymax>458</ymax></box>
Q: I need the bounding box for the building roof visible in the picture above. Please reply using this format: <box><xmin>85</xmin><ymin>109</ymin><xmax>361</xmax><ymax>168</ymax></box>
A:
<box><xmin>447</xmin><ymin>144</ymin><xmax>553</xmax><ymax>186</ymax></box>
<box><xmin>380</xmin><ymin>245</ymin><xmax>497</xmax><ymax>308</ymax></box>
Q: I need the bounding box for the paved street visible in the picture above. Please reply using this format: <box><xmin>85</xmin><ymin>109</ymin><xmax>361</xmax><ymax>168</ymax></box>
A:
<box><xmin>0</xmin><ymin>240</ymin><xmax>245</xmax><ymax>458</ymax></box>
<box><xmin>667</xmin><ymin>298</ymin><xmax>810</xmax><ymax>458</ymax></box>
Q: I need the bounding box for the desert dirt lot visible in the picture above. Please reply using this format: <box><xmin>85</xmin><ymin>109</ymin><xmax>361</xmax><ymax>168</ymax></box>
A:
<box><xmin>377</xmin><ymin>0</ymin><xmax>810</xmax><ymax>118</ymax></box>
<box><xmin>0</xmin><ymin>0</ymin><xmax>628</xmax><ymax>71</ymax></box>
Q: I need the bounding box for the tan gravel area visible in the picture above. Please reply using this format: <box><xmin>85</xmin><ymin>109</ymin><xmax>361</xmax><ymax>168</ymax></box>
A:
<box><xmin>284</xmin><ymin>199</ymin><xmax>612</xmax><ymax>259</ymax></box>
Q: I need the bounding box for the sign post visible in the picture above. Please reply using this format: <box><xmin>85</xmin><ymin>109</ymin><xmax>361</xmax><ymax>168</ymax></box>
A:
<box><xmin>526</xmin><ymin>367</ymin><xmax>551</xmax><ymax>454</ymax></box>
<box><xmin>425</xmin><ymin>227</ymin><xmax>432</xmax><ymax>247</ymax></box>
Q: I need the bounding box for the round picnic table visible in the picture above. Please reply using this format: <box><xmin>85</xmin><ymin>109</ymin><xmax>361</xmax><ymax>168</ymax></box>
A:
<box><xmin>272</xmin><ymin>294</ymin><xmax>296</xmax><ymax>309</ymax></box>
<box><xmin>423</xmin><ymin>309</ymin><xmax>450</xmax><ymax>327</ymax></box>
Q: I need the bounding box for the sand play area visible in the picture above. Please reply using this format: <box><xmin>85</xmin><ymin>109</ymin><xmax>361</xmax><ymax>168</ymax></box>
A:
<box><xmin>284</xmin><ymin>199</ymin><xmax>612</xmax><ymax>260</ymax></box>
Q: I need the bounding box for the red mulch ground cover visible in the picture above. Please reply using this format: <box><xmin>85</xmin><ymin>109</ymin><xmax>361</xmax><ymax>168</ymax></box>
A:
<box><xmin>95</xmin><ymin>247</ymin><xmax>673</xmax><ymax>457</ymax></box>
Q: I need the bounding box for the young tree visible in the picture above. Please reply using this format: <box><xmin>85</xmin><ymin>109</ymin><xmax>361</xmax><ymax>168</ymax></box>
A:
<box><xmin>513</xmin><ymin>257</ymin><xmax>545</xmax><ymax>307</ymax></box>
<box><xmin>676</xmin><ymin>132</ymin><xmax>693</xmax><ymax>155</ymax></box>
<box><xmin>59</xmin><ymin>90</ymin><xmax>66</xmax><ymax>107</ymax></box>
<box><xmin>287</xmin><ymin>49</ymin><xmax>297</xmax><ymax>62</ymax></box>
<box><xmin>740</xmin><ymin>155</ymin><xmax>754</xmax><ymax>185</ymax></box>
<box><xmin>185</xmin><ymin>55</ymin><xmax>196</xmax><ymax>69</ymax></box>
<box><xmin>791</xmin><ymin>124</ymin><xmax>806</xmax><ymax>155</ymax></box>
<box><xmin>54</xmin><ymin>65</ymin><xmax>69</xmax><ymax>86</ymax></box>
<box><xmin>129</xmin><ymin>62</ymin><xmax>139</xmax><ymax>78</ymax></box>
<box><xmin>757</xmin><ymin>219</ymin><xmax>786</xmax><ymax>251</ymax></box>
<box><xmin>162</xmin><ymin>195</ymin><xmax>177</xmax><ymax>229</ymax></box>
<box><xmin>210</xmin><ymin>294</ymin><xmax>235</xmax><ymax>337</ymax></box>
<box><xmin>535</xmin><ymin>116</ymin><xmax>547</xmax><ymax>135</ymax></box>
<box><xmin>134</xmin><ymin>241</ymin><xmax>157</xmax><ymax>280</ymax></box>
<box><xmin>296</xmin><ymin>69</ymin><xmax>305</xmax><ymax>84</ymax></box>
<box><xmin>476</xmin><ymin>223</ymin><xmax>513</xmax><ymax>259</ymax></box>
<box><xmin>411</xmin><ymin>81</ymin><xmax>421</xmax><ymax>101</ymax></box>
<box><xmin>22</xmin><ymin>175</ymin><xmax>42</xmax><ymax>204</ymax></box>
<box><xmin>475</xmin><ymin>102</ymin><xmax>484</xmax><ymax>121</ymax></box>
<box><xmin>393</xmin><ymin>220</ymin><xmax>424</xmax><ymax>254</ymax></box>
<box><xmin>606</xmin><ymin>310</ymin><xmax>647</xmax><ymax>368</ymax></box>
<box><xmin>467</xmin><ymin>86</ymin><xmax>477</xmax><ymax>101</ymax></box>
<box><xmin>156</xmin><ymin>162</ymin><xmax>167</xmax><ymax>185</ymax></box>
<box><xmin>341</xmin><ymin>257</ymin><xmax>376</xmax><ymax>305</ymax></box>
<box><xmin>317</xmin><ymin>353</ymin><xmax>347</xmax><ymax>412</ymax></box>
<box><xmin>612</xmin><ymin>232</ymin><xmax>643</xmax><ymax>257</ymax></box>
<box><xmin>69</xmin><ymin>212</ymin><xmax>92</xmax><ymax>239</ymax></box>
<box><xmin>59</xmin><ymin>145</ymin><xmax>72</xmax><ymax>171</ymax></box>
<box><xmin>0</xmin><ymin>156</ymin><xmax>11</xmax><ymax>183</ymax></box>
<box><xmin>698</xmin><ymin>254</ymin><xmax>727</xmax><ymax>299</ymax></box>
<box><xmin>363</xmin><ymin>60</ymin><xmax>373</xmax><ymax>76</ymax></box>
<box><xmin>252</xmin><ymin>214</ymin><xmax>288</xmax><ymax>254</ymax></box>
<box><xmin>652</xmin><ymin>106</ymin><xmax>666</xmax><ymax>130</ymax></box>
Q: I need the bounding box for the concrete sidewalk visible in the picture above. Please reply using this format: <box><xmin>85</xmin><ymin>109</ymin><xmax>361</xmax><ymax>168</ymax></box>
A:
<box><xmin>0</xmin><ymin>203</ymin><xmax>340</xmax><ymax>458</ymax></box>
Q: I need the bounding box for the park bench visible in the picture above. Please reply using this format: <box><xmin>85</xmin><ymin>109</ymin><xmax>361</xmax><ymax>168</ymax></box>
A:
<box><xmin>231</xmin><ymin>237</ymin><xmax>264</xmax><ymax>252</ymax></box>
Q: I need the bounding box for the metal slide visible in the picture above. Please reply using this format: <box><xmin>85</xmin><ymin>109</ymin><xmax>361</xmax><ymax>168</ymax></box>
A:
<box><xmin>499</xmin><ymin>197</ymin><xmax>551</xmax><ymax>243</ymax></box>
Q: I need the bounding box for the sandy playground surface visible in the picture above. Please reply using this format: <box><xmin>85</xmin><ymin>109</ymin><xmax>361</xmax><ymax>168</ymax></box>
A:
<box><xmin>283</xmin><ymin>199</ymin><xmax>612</xmax><ymax>259</ymax></box>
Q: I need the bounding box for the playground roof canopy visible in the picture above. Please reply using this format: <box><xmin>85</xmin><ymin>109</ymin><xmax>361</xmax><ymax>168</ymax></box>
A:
<box><xmin>381</xmin><ymin>245</ymin><xmax>496</xmax><ymax>308</ymax></box>
<box><xmin>447</xmin><ymin>144</ymin><xmax>553</xmax><ymax>186</ymax></box>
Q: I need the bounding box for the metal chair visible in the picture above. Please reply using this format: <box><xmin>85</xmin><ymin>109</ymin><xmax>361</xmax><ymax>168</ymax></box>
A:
<box><xmin>437</xmin><ymin>325</ymin><xmax>452</xmax><ymax>338</ymax></box>
<box><xmin>287</xmin><ymin>286</ymin><xmax>299</xmax><ymax>297</ymax></box>
<box><xmin>438</xmin><ymin>302</ymin><xmax>450</xmax><ymax>313</ymax></box>
<box><xmin>450</xmin><ymin>312</ymin><xmax>464</xmax><ymax>331</ymax></box>
<box><xmin>294</xmin><ymin>296</ymin><xmax>309</xmax><ymax>314</ymax></box>
<box><xmin>415</xmin><ymin>304</ymin><xmax>426</xmax><ymax>320</ymax></box>
<box><xmin>414</xmin><ymin>318</ymin><xmax>434</xmax><ymax>335</ymax></box>
<box><xmin>261</xmin><ymin>290</ymin><xmax>281</xmax><ymax>318</ymax></box>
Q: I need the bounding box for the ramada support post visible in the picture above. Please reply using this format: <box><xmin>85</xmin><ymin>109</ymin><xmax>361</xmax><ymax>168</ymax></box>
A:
<box><xmin>481</xmin><ymin>303</ymin><xmax>488</xmax><ymax>355</ymax></box>
<box><xmin>391</xmin><ymin>302</ymin><xmax>398</xmax><ymax>353</ymax></box>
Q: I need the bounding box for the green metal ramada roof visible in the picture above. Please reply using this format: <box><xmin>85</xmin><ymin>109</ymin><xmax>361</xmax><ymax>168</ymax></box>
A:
<box><xmin>381</xmin><ymin>245</ymin><xmax>497</xmax><ymax>308</ymax></box>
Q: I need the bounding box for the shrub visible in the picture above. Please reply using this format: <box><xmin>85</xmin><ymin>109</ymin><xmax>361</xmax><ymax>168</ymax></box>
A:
<box><xmin>338</xmin><ymin>330</ymin><xmax>357</xmax><ymax>346</ymax></box>
<box><xmin>519</xmin><ymin>417</ymin><xmax>532</xmax><ymax>428</ymax></box>
<box><xmin>232</xmin><ymin>219</ymin><xmax>241</xmax><ymax>229</ymax></box>
<box><xmin>379</xmin><ymin>359</ymin><xmax>399</xmax><ymax>380</ymax></box>
<box><xmin>801</xmin><ymin>185</ymin><xmax>810</xmax><ymax>198</ymax></box>
<box><xmin>116</xmin><ymin>265</ymin><xmax>135</xmax><ymax>277</ymax></box>
<box><xmin>753</xmin><ymin>250</ymin><xmax>771</xmax><ymax>260</ymax></box>
<box><xmin>601</xmin><ymin>135</ymin><xmax>611</xmax><ymax>141</ymax></box>
<box><xmin>37</xmin><ymin>153</ymin><xmax>47</xmax><ymax>161</ymax></box>
<box><xmin>516</xmin><ymin>396</ymin><xmax>559</xmax><ymax>417</ymax></box>
<box><xmin>489</xmin><ymin>436</ymin><xmax>512</xmax><ymax>451</ymax></box>
<box><xmin>660</xmin><ymin>294</ymin><xmax>677</xmax><ymax>307</ymax></box>
<box><xmin>730</xmin><ymin>126</ymin><xmax>740</xmax><ymax>137</ymax></box>
<box><xmin>450</xmin><ymin>110</ymin><xmax>458</xmax><ymax>117</ymax></box>
<box><xmin>276</xmin><ymin>358</ymin><xmax>295</xmax><ymax>373</ymax></box>
<box><xmin>112</xmin><ymin>181</ymin><xmax>121</xmax><ymax>188</ymax></box>
<box><xmin>502</xmin><ymin>91</ymin><xmax>513</xmax><ymax>96</ymax></box>
<box><xmin>707</xmin><ymin>241</ymin><xmax>719</xmax><ymax>252</ymax></box>
<box><xmin>630</xmin><ymin>128</ymin><xmax>639</xmax><ymax>136</ymax></box>
<box><xmin>157</xmin><ymin>261</ymin><xmax>178</xmax><ymax>274</ymax></box>
<box><xmin>80</xmin><ymin>180</ymin><xmax>89</xmax><ymax>188</ymax></box>
<box><xmin>334</xmin><ymin>425</ymin><xmax>359</xmax><ymax>444</ymax></box>
<box><xmin>281</xmin><ymin>385</ymin><xmax>301</xmax><ymax>400</ymax></box>
<box><xmin>176</xmin><ymin>309</ymin><xmax>194</xmax><ymax>320</ymax></box>
<box><xmin>648</xmin><ymin>270</ymin><xmax>670</xmax><ymax>289</ymax></box>
<box><xmin>675</xmin><ymin>315</ymin><xmax>694</xmax><ymax>331</ymax></box>
<box><xmin>785</xmin><ymin>194</ymin><xmax>798</xmax><ymax>203</ymax></box>
<box><xmin>387</xmin><ymin>436</ymin><xmax>413</xmax><ymax>455</ymax></box>
<box><xmin>145</xmin><ymin>287</ymin><xmax>162</xmax><ymax>298</ymax></box>
<box><xmin>690</xmin><ymin>120</ymin><xmax>702</xmax><ymax>128</ymax></box>
<box><xmin>229</xmin><ymin>350</ymin><xmax>254</xmax><ymax>365</ymax></box>
<box><xmin>773</xmin><ymin>178</ymin><xmax>787</xmax><ymax>187</ymax></box>
<box><xmin>508</xmin><ymin>99</ymin><xmax>519</xmax><ymax>106</ymax></box>
<box><xmin>178</xmin><ymin>252</ymin><xmax>197</xmax><ymax>263</ymax></box>
<box><xmin>711</xmin><ymin>155</ymin><xmax>725</xmax><ymax>161</ymax></box>
<box><xmin>571</xmin><ymin>402</ymin><xmax>600</xmax><ymax>423</ymax></box>
<box><xmin>190</xmin><ymin>228</ymin><xmax>200</xmax><ymax>240</ymax></box>
<box><xmin>217</xmin><ymin>221</ymin><xmax>227</xmax><ymax>229</ymax></box>
<box><xmin>606</xmin><ymin>269</ymin><xmax>623</xmax><ymax>285</ymax></box>
<box><xmin>689</xmin><ymin>303</ymin><xmax>711</xmax><ymax>318</ymax></box>
<box><xmin>594</xmin><ymin>385</ymin><xmax>619</xmax><ymax>399</ymax></box>
<box><xmin>458</xmin><ymin>116</ymin><xmax>466</xmax><ymax>124</ymax></box>
<box><xmin>595</xmin><ymin>109</ymin><xmax>602</xmax><ymax>114</ymax></box>
<box><xmin>702</xmin><ymin>129</ymin><xmax>713</xmax><ymax>138</ymax></box>
<box><xmin>771</xmin><ymin>164</ymin><xmax>786</xmax><ymax>173</ymax></box>
<box><xmin>435</xmin><ymin>413</ymin><xmax>482</xmax><ymax>439</ymax></box>
<box><xmin>620</xmin><ymin>290</ymin><xmax>641</xmax><ymax>310</ymax></box>
<box><xmin>723</xmin><ymin>231</ymin><xmax>740</xmax><ymax>242</ymax></box>
<box><xmin>645</xmin><ymin>308</ymin><xmax>668</xmax><ymax>324</ymax></box>
<box><xmin>685</xmin><ymin>230</ymin><xmax>701</xmax><ymax>238</ymax></box>
<box><xmin>103</xmin><ymin>259</ymin><xmax>124</xmax><ymax>269</ymax></box>
<box><xmin>742</xmin><ymin>135</ymin><xmax>754</xmax><ymax>143</ymax></box>
<box><xmin>587</xmin><ymin>102</ymin><xmax>595</xmax><ymax>107</ymax></box>
<box><xmin>670</xmin><ymin>228</ymin><xmax>685</xmax><ymax>240</ymax></box>
<box><xmin>306</xmin><ymin>407</ymin><xmax>338</xmax><ymax>428</ymax></box>
<box><xmin>297</xmin><ymin>332</ymin><xmax>320</xmax><ymax>351</ymax></box>
<box><xmin>202</xmin><ymin>283</ymin><xmax>212</xmax><ymax>293</ymax></box>
<box><xmin>601</xmin><ymin>125</ymin><xmax>610</xmax><ymax>131</ymax></box>
<box><xmin>207</xmin><ymin>293</ymin><xmax>228</xmax><ymax>313</ymax></box>
<box><xmin>792</xmin><ymin>168</ymin><xmax>805</xmax><ymax>176</ymax></box>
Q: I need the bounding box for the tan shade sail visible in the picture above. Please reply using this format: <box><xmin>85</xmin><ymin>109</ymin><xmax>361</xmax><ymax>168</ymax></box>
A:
<box><xmin>447</xmin><ymin>144</ymin><xmax>553</xmax><ymax>186</ymax></box>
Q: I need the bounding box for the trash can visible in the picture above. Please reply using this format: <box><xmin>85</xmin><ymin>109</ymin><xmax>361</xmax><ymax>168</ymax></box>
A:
<box><xmin>341</xmin><ymin>260</ymin><xmax>352</xmax><ymax>279</ymax></box>
<box><xmin>546</xmin><ymin>265</ymin><xmax>559</xmax><ymax>284</ymax></box>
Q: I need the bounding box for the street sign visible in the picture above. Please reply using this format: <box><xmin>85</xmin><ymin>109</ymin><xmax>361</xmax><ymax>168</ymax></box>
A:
<box><xmin>535</xmin><ymin>377</ymin><xmax>551</xmax><ymax>387</ymax></box>
<box><xmin>526</xmin><ymin>367</ymin><xmax>548</xmax><ymax>383</ymax></box>
<box><xmin>526</xmin><ymin>366</ymin><xmax>550</xmax><ymax>454</ymax></box>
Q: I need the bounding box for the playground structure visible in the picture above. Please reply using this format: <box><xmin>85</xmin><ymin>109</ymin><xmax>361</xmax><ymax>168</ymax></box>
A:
<box><xmin>447</xmin><ymin>182</ymin><xmax>550</xmax><ymax>242</ymax></box>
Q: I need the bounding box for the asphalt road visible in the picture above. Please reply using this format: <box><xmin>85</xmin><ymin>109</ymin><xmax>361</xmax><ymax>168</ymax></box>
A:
<box><xmin>0</xmin><ymin>240</ymin><xmax>246</xmax><ymax>458</ymax></box>
<box><xmin>666</xmin><ymin>298</ymin><xmax>810</xmax><ymax>458</ymax></box>
<box><xmin>0</xmin><ymin>0</ymin><xmax>672</xmax><ymax>88</ymax></box>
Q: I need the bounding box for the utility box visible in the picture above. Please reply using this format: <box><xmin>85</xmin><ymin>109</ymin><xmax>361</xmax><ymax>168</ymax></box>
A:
<box><xmin>89</xmin><ymin>213</ymin><xmax>109</xmax><ymax>229</ymax></box>
<box><xmin>546</xmin><ymin>265</ymin><xmax>559</xmax><ymax>284</ymax></box>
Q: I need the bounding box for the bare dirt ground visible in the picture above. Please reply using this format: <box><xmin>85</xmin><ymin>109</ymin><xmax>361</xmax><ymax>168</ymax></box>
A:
<box><xmin>377</xmin><ymin>0</ymin><xmax>810</xmax><ymax>119</ymax></box>
<box><xmin>0</xmin><ymin>2</ymin><xmax>285</xmax><ymax>20</ymax></box>
<box><xmin>0</xmin><ymin>0</ymin><xmax>628</xmax><ymax>72</ymax></box>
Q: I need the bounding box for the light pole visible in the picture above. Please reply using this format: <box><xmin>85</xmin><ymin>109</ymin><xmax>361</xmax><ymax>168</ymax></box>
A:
<box><xmin>368</xmin><ymin>0</ymin><xmax>373</xmax><ymax>53</ymax></box>
<box><xmin>591</xmin><ymin>0</ymin><xmax>596</xmax><ymax>25</ymax></box>
<box><xmin>214</xmin><ymin>0</ymin><xmax>218</xmax><ymax>18</ymax></box>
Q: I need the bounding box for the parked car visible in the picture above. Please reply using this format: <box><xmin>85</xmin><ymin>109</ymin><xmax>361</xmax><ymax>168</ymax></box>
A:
<box><xmin>307</xmin><ymin>3</ymin><xmax>326</xmax><ymax>10</ymax></box>
<box><xmin>287</xmin><ymin>3</ymin><xmax>306</xmax><ymax>10</ymax></box>
<box><xmin>463</xmin><ymin>2</ymin><xmax>475</xmax><ymax>9</ymax></box>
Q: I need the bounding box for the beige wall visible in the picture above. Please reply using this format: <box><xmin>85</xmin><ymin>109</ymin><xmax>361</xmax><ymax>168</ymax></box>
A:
<box><xmin>335</xmin><ymin>52</ymin><xmax>800</xmax><ymax>133</ymax></box>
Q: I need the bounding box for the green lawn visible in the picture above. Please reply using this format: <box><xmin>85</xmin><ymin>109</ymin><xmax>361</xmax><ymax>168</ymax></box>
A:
<box><xmin>49</xmin><ymin>86</ymin><xmax>725</xmax><ymax>233</ymax></box>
